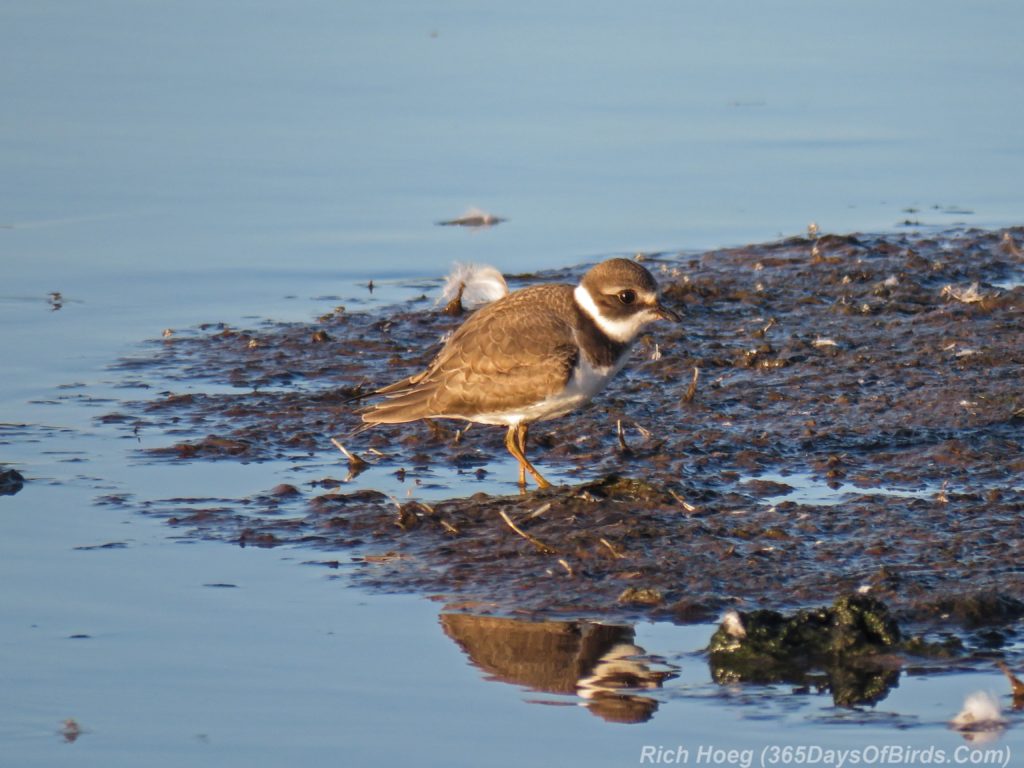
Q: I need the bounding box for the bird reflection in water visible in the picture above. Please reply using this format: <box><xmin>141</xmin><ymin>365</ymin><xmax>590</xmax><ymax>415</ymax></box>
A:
<box><xmin>440</xmin><ymin>613</ymin><xmax>677</xmax><ymax>724</ymax></box>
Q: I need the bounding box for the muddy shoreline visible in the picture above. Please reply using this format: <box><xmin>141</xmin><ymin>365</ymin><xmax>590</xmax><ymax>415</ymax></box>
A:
<box><xmin>101</xmin><ymin>227</ymin><xmax>1024</xmax><ymax>634</ymax></box>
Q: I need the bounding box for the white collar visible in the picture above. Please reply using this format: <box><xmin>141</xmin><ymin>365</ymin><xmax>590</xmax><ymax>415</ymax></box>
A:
<box><xmin>573</xmin><ymin>283</ymin><xmax>651</xmax><ymax>343</ymax></box>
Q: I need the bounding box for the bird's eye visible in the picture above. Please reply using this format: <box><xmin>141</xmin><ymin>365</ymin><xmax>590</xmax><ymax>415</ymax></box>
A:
<box><xmin>618</xmin><ymin>290</ymin><xmax>637</xmax><ymax>305</ymax></box>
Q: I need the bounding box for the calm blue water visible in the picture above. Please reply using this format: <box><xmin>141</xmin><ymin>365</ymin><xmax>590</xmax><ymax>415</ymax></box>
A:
<box><xmin>2</xmin><ymin>2</ymin><xmax>1023</xmax><ymax>765</ymax></box>
<box><xmin>4</xmin><ymin>0</ymin><xmax>1023</xmax><ymax>283</ymax></box>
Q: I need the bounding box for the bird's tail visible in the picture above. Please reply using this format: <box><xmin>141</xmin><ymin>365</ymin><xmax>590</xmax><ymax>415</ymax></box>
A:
<box><xmin>345</xmin><ymin>376</ymin><xmax>437</xmax><ymax>438</ymax></box>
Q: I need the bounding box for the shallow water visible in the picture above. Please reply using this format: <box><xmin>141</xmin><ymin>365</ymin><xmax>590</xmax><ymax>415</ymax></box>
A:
<box><xmin>5</xmin><ymin>0</ymin><xmax>1024</xmax><ymax>285</ymax></box>
<box><xmin>4</xmin><ymin>259</ymin><xmax>1024</xmax><ymax>765</ymax></box>
<box><xmin>744</xmin><ymin>470</ymin><xmax>941</xmax><ymax>507</ymax></box>
<box><xmin>3</xmin><ymin>471</ymin><xmax>1022</xmax><ymax>766</ymax></box>
<box><xmin>4</xmin><ymin>2</ymin><xmax>1024</xmax><ymax>765</ymax></box>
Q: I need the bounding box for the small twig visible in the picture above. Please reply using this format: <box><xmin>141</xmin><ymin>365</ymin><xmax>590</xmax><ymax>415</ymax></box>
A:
<box><xmin>599</xmin><ymin>537</ymin><xmax>626</xmax><ymax>559</ymax></box>
<box><xmin>616</xmin><ymin>419</ymin><xmax>630</xmax><ymax>452</ymax></box>
<box><xmin>414</xmin><ymin>501</ymin><xmax>457</xmax><ymax>534</ymax></box>
<box><xmin>681</xmin><ymin>366</ymin><xmax>700</xmax><ymax>404</ymax></box>
<box><xmin>331</xmin><ymin>437</ymin><xmax>369</xmax><ymax>470</ymax></box>
<box><xmin>1001</xmin><ymin>231</ymin><xmax>1023</xmax><ymax>258</ymax></box>
<box><xmin>755</xmin><ymin>318</ymin><xmax>777</xmax><ymax>338</ymax></box>
<box><xmin>997</xmin><ymin>661</ymin><xmax>1024</xmax><ymax>697</ymax></box>
<box><xmin>423</xmin><ymin>418</ymin><xmax>450</xmax><ymax>440</ymax></box>
<box><xmin>668</xmin><ymin>488</ymin><xmax>699</xmax><ymax>513</ymax></box>
<box><xmin>557</xmin><ymin>558</ymin><xmax>574</xmax><ymax>576</ymax></box>
<box><xmin>498</xmin><ymin>509</ymin><xmax>557</xmax><ymax>554</ymax></box>
<box><xmin>362</xmin><ymin>552</ymin><xmax>407</xmax><ymax>564</ymax></box>
<box><xmin>524</xmin><ymin>502</ymin><xmax>552</xmax><ymax>521</ymax></box>
<box><xmin>393</xmin><ymin>500</ymin><xmax>420</xmax><ymax>531</ymax></box>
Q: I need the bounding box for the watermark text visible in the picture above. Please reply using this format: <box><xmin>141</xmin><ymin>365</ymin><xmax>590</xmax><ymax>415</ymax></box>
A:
<box><xmin>639</xmin><ymin>744</ymin><xmax>1011</xmax><ymax>768</ymax></box>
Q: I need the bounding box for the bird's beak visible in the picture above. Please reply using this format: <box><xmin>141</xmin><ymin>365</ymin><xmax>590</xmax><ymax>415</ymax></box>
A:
<box><xmin>654</xmin><ymin>301</ymin><xmax>682</xmax><ymax>323</ymax></box>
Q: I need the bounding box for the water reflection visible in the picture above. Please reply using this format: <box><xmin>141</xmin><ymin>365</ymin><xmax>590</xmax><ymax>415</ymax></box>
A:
<box><xmin>709</xmin><ymin>654</ymin><xmax>901</xmax><ymax>709</ymax></box>
<box><xmin>443</xmin><ymin>608</ymin><xmax>912</xmax><ymax>721</ymax></box>
<box><xmin>440</xmin><ymin>614</ymin><xmax>677</xmax><ymax>723</ymax></box>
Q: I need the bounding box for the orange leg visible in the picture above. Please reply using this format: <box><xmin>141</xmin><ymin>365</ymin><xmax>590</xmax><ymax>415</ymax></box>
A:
<box><xmin>504</xmin><ymin>426</ymin><xmax>525</xmax><ymax>486</ymax></box>
<box><xmin>504</xmin><ymin>423</ymin><xmax>551</xmax><ymax>489</ymax></box>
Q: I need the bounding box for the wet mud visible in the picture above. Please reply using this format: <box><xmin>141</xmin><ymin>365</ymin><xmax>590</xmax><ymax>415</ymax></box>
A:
<box><xmin>102</xmin><ymin>228</ymin><xmax>1024</xmax><ymax>635</ymax></box>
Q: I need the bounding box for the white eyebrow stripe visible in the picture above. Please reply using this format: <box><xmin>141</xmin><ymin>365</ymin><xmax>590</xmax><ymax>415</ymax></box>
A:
<box><xmin>573</xmin><ymin>284</ymin><xmax>654</xmax><ymax>343</ymax></box>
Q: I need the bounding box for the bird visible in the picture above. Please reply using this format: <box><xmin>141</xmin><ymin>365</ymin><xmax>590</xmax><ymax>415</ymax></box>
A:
<box><xmin>356</xmin><ymin>258</ymin><xmax>681</xmax><ymax>488</ymax></box>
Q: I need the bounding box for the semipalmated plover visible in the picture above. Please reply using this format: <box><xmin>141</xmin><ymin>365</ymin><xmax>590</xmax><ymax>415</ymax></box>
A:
<box><xmin>358</xmin><ymin>258</ymin><xmax>680</xmax><ymax>488</ymax></box>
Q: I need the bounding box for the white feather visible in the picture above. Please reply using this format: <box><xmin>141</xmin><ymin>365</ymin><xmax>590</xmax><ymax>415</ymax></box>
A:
<box><xmin>439</xmin><ymin>262</ymin><xmax>509</xmax><ymax>310</ymax></box>
<box><xmin>721</xmin><ymin>610</ymin><xmax>747</xmax><ymax>638</ymax></box>
<box><xmin>951</xmin><ymin>691</ymin><xmax>1007</xmax><ymax>731</ymax></box>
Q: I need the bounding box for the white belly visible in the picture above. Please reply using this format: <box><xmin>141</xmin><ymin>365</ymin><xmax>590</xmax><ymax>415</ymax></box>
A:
<box><xmin>474</xmin><ymin>351</ymin><xmax>630</xmax><ymax>426</ymax></box>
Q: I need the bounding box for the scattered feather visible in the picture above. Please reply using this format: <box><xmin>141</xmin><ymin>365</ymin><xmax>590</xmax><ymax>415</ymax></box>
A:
<box><xmin>438</xmin><ymin>263</ymin><xmax>509</xmax><ymax>313</ymax></box>
<box><xmin>721</xmin><ymin>610</ymin><xmax>747</xmax><ymax>639</ymax></box>
<box><xmin>941</xmin><ymin>282</ymin><xmax>988</xmax><ymax>303</ymax></box>
<box><xmin>436</xmin><ymin>207</ymin><xmax>507</xmax><ymax>228</ymax></box>
<box><xmin>950</xmin><ymin>691</ymin><xmax>1006</xmax><ymax>732</ymax></box>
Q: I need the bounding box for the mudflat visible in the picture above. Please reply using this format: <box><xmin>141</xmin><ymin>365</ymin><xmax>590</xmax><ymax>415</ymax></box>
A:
<box><xmin>104</xmin><ymin>228</ymin><xmax>1024</xmax><ymax>627</ymax></box>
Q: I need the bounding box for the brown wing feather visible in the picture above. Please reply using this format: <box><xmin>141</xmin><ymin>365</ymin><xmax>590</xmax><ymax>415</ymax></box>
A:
<box><xmin>361</xmin><ymin>284</ymin><xmax>578</xmax><ymax>424</ymax></box>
